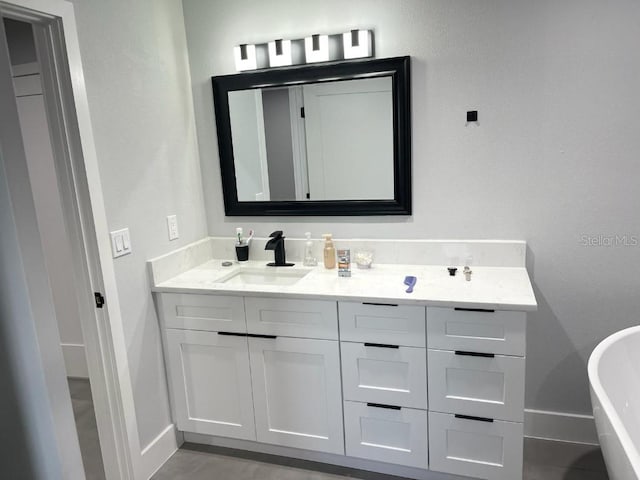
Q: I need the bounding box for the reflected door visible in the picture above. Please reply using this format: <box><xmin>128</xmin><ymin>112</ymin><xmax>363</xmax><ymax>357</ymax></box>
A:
<box><xmin>303</xmin><ymin>77</ymin><xmax>394</xmax><ymax>200</ymax></box>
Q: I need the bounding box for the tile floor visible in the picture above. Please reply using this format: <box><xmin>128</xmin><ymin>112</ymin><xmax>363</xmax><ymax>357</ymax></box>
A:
<box><xmin>151</xmin><ymin>438</ymin><xmax>609</xmax><ymax>480</ymax></box>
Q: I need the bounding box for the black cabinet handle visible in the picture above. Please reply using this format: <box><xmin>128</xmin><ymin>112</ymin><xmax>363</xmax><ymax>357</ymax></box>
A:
<box><xmin>367</xmin><ymin>402</ymin><xmax>401</xmax><ymax>411</ymax></box>
<box><xmin>455</xmin><ymin>350</ymin><xmax>495</xmax><ymax>358</ymax></box>
<box><xmin>454</xmin><ymin>307</ymin><xmax>495</xmax><ymax>313</ymax></box>
<box><xmin>364</xmin><ymin>342</ymin><xmax>399</xmax><ymax>349</ymax></box>
<box><xmin>362</xmin><ymin>302</ymin><xmax>398</xmax><ymax>307</ymax></box>
<box><xmin>455</xmin><ymin>414</ymin><xmax>494</xmax><ymax>423</ymax></box>
<box><xmin>217</xmin><ymin>332</ymin><xmax>277</xmax><ymax>339</ymax></box>
<box><xmin>217</xmin><ymin>332</ymin><xmax>248</xmax><ymax>337</ymax></box>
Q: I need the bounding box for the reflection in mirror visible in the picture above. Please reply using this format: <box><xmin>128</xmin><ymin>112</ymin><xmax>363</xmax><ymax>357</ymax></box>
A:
<box><xmin>228</xmin><ymin>77</ymin><xmax>394</xmax><ymax>202</ymax></box>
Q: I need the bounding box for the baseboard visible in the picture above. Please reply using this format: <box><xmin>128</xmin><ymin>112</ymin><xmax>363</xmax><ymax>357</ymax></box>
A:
<box><xmin>61</xmin><ymin>343</ymin><xmax>88</xmax><ymax>378</ymax></box>
<box><xmin>524</xmin><ymin>409</ymin><xmax>598</xmax><ymax>445</ymax></box>
<box><xmin>140</xmin><ymin>424</ymin><xmax>179</xmax><ymax>480</ymax></box>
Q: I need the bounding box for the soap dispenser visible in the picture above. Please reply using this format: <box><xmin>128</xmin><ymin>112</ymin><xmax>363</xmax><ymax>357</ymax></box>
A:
<box><xmin>322</xmin><ymin>234</ymin><xmax>336</xmax><ymax>269</ymax></box>
<box><xmin>303</xmin><ymin>232</ymin><xmax>317</xmax><ymax>266</ymax></box>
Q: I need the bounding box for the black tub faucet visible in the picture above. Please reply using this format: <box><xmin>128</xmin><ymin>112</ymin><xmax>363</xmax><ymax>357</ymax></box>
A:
<box><xmin>265</xmin><ymin>231</ymin><xmax>294</xmax><ymax>267</ymax></box>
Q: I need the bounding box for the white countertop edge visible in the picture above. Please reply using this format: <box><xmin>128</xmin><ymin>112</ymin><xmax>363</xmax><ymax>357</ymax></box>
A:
<box><xmin>150</xmin><ymin>284</ymin><xmax>538</xmax><ymax>311</ymax></box>
<box><xmin>151</xmin><ymin>260</ymin><xmax>538</xmax><ymax>312</ymax></box>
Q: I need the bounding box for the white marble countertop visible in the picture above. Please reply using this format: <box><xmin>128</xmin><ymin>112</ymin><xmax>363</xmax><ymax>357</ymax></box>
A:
<box><xmin>152</xmin><ymin>259</ymin><xmax>537</xmax><ymax>311</ymax></box>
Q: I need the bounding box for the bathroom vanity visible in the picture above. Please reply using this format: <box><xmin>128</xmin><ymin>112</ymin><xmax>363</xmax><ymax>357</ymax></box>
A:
<box><xmin>149</xmin><ymin>238</ymin><xmax>537</xmax><ymax>480</ymax></box>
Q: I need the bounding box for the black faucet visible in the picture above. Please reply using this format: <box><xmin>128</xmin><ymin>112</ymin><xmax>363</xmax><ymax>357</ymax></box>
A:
<box><xmin>265</xmin><ymin>231</ymin><xmax>294</xmax><ymax>267</ymax></box>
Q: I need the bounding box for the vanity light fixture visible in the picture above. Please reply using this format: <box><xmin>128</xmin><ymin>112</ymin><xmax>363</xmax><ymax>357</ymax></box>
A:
<box><xmin>304</xmin><ymin>34</ymin><xmax>341</xmax><ymax>63</ymax></box>
<box><xmin>233</xmin><ymin>44</ymin><xmax>268</xmax><ymax>71</ymax></box>
<box><xmin>343</xmin><ymin>29</ymin><xmax>373</xmax><ymax>59</ymax></box>
<box><xmin>234</xmin><ymin>29</ymin><xmax>375</xmax><ymax>71</ymax></box>
<box><xmin>267</xmin><ymin>39</ymin><xmax>304</xmax><ymax>67</ymax></box>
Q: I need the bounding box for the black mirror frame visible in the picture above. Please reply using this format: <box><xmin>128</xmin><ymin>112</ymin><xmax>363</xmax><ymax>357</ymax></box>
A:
<box><xmin>211</xmin><ymin>56</ymin><xmax>411</xmax><ymax>216</ymax></box>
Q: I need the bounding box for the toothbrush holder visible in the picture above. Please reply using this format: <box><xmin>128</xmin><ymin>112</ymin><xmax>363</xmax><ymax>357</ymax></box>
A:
<box><xmin>235</xmin><ymin>243</ymin><xmax>249</xmax><ymax>262</ymax></box>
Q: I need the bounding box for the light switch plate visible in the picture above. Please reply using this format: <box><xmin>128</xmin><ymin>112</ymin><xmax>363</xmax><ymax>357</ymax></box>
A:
<box><xmin>110</xmin><ymin>228</ymin><xmax>132</xmax><ymax>258</ymax></box>
<box><xmin>167</xmin><ymin>215</ymin><xmax>179</xmax><ymax>241</ymax></box>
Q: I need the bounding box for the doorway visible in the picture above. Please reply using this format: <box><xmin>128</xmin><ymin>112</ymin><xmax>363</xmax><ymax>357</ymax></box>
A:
<box><xmin>0</xmin><ymin>2</ymin><xmax>136</xmax><ymax>479</ymax></box>
<box><xmin>2</xmin><ymin>16</ymin><xmax>105</xmax><ymax>479</ymax></box>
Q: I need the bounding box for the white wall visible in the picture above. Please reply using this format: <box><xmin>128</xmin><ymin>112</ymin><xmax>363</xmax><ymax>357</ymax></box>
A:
<box><xmin>183</xmin><ymin>0</ymin><xmax>640</xmax><ymax>419</ymax></box>
<box><xmin>67</xmin><ymin>0</ymin><xmax>208</xmax><ymax>449</ymax></box>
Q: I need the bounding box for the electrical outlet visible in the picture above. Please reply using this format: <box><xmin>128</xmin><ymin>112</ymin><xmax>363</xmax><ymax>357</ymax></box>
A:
<box><xmin>167</xmin><ymin>215</ymin><xmax>179</xmax><ymax>241</ymax></box>
<box><xmin>110</xmin><ymin>228</ymin><xmax>132</xmax><ymax>258</ymax></box>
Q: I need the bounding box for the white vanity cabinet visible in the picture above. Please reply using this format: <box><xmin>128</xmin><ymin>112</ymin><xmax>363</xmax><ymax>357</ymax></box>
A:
<box><xmin>339</xmin><ymin>301</ymin><xmax>429</xmax><ymax>469</ymax></box>
<box><xmin>157</xmin><ymin>293</ymin><xmax>530</xmax><ymax>480</ymax></box>
<box><xmin>426</xmin><ymin>307</ymin><xmax>527</xmax><ymax>480</ymax></box>
<box><xmin>158</xmin><ymin>293</ymin><xmax>344</xmax><ymax>454</ymax></box>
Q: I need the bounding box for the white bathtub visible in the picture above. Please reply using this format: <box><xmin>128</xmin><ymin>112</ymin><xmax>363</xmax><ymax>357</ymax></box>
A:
<box><xmin>588</xmin><ymin>325</ymin><xmax>640</xmax><ymax>480</ymax></box>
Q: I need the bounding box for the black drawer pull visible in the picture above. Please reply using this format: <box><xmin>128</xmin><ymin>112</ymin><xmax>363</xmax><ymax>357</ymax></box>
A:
<box><xmin>364</xmin><ymin>342</ymin><xmax>399</xmax><ymax>349</ymax></box>
<box><xmin>367</xmin><ymin>403</ymin><xmax>401</xmax><ymax>410</ymax></box>
<box><xmin>246</xmin><ymin>333</ymin><xmax>277</xmax><ymax>339</ymax></box>
<box><xmin>455</xmin><ymin>350</ymin><xmax>495</xmax><ymax>358</ymax></box>
<box><xmin>217</xmin><ymin>332</ymin><xmax>248</xmax><ymax>337</ymax></box>
<box><xmin>362</xmin><ymin>302</ymin><xmax>398</xmax><ymax>307</ymax></box>
<box><xmin>455</xmin><ymin>414</ymin><xmax>494</xmax><ymax>423</ymax></box>
<box><xmin>454</xmin><ymin>307</ymin><xmax>495</xmax><ymax>313</ymax></box>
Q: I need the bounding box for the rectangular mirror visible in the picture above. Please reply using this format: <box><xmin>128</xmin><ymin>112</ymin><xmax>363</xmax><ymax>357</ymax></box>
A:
<box><xmin>212</xmin><ymin>56</ymin><xmax>411</xmax><ymax>216</ymax></box>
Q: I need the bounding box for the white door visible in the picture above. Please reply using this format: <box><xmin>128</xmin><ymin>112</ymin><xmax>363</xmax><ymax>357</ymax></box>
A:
<box><xmin>228</xmin><ymin>89</ymin><xmax>270</xmax><ymax>201</ymax></box>
<box><xmin>165</xmin><ymin>329</ymin><xmax>256</xmax><ymax>440</ymax></box>
<box><xmin>249</xmin><ymin>336</ymin><xmax>344</xmax><ymax>454</ymax></box>
<box><xmin>303</xmin><ymin>77</ymin><xmax>394</xmax><ymax>200</ymax></box>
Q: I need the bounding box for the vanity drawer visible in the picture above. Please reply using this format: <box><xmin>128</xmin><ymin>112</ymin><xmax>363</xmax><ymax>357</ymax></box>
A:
<box><xmin>158</xmin><ymin>293</ymin><xmax>246</xmax><ymax>332</ymax></box>
<box><xmin>428</xmin><ymin>349</ymin><xmax>525</xmax><ymax>422</ymax></box>
<box><xmin>427</xmin><ymin>307</ymin><xmax>526</xmax><ymax>357</ymax></box>
<box><xmin>339</xmin><ymin>302</ymin><xmax>426</xmax><ymax>347</ymax></box>
<box><xmin>429</xmin><ymin>411</ymin><xmax>523</xmax><ymax>480</ymax></box>
<box><xmin>341</xmin><ymin>342</ymin><xmax>427</xmax><ymax>409</ymax></box>
<box><xmin>344</xmin><ymin>401</ymin><xmax>428</xmax><ymax>469</ymax></box>
<box><xmin>245</xmin><ymin>297</ymin><xmax>338</xmax><ymax>340</ymax></box>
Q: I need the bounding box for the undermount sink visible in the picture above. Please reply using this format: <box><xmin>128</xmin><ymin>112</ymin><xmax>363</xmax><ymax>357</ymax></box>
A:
<box><xmin>218</xmin><ymin>268</ymin><xmax>311</xmax><ymax>286</ymax></box>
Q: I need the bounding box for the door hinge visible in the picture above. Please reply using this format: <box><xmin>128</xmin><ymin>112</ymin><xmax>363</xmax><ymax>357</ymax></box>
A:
<box><xmin>94</xmin><ymin>292</ymin><xmax>105</xmax><ymax>308</ymax></box>
<box><xmin>300</xmin><ymin>107</ymin><xmax>305</xmax><ymax>118</ymax></box>
<box><xmin>306</xmin><ymin>192</ymin><xmax>310</xmax><ymax>199</ymax></box>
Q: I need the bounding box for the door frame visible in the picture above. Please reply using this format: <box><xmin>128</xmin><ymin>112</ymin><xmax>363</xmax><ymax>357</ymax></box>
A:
<box><xmin>1</xmin><ymin>1</ymin><xmax>139</xmax><ymax>478</ymax></box>
<box><xmin>288</xmin><ymin>86</ymin><xmax>309</xmax><ymax>201</ymax></box>
<box><xmin>253</xmin><ymin>89</ymin><xmax>270</xmax><ymax>201</ymax></box>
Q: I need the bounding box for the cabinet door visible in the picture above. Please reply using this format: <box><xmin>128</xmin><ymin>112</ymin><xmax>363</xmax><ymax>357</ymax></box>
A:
<box><xmin>165</xmin><ymin>329</ymin><xmax>255</xmax><ymax>440</ymax></box>
<box><xmin>249</xmin><ymin>337</ymin><xmax>344</xmax><ymax>454</ymax></box>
